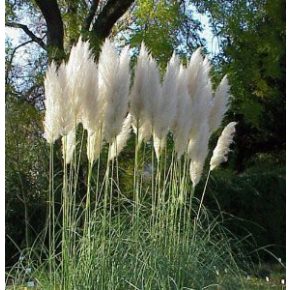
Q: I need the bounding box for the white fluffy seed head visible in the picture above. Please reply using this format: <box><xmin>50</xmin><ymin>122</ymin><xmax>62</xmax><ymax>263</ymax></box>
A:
<box><xmin>130</xmin><ymin>44</ymin><xmax>161</xmax><ymax>144</ymax></box>
<box><xmin>66</xmin><ymin>38</ymin><xmax>102</xmax><ymax>135</ymax></box>
<box><xmin>189</xmin><ymin>161</ymin><xmax>204</xmax><ymax>188</ymax></box>
<box><xmin>173</xmin><ymin>65</ymin><xmax>192</xmax><ymax>158</ymax></box>
<box><xmin>108</xmin><ymin>114</ymin><xmax>132</xmax><ymax>160</ymax></box>
<box><xmin>153</xmin><ymin>132</ymin><xmax>166</xmax><ymax>160</ymax></box>
<box><xmin>210</xmin><ymin>122</ymin><xmax>237</xmax><ymax>171</ymax></box>
<box><xmin>208</xmin><ymin>75</ymin><xmax>230</xmax><ymax>134</ymax></box>
<box><xmin>187</xmin><ymin>48</ymin><xmax>212</xmax><ymax>140</ymax></box>
<box><xmin>152</xmin><ymin>52</ymin><xmax>179</xmax><ymax>158</ymax></box>
<box><xmin>145</xmin><ymin>56</ymin><xmax>162</xmax><ymax>125</ymax></box>
<box><xmin>99</xmin><ymin>39</ymin><xmax>131</xmax><ymax>143</ymax></box>
<box><xmin>79</xmin><ymin>57</ymin><xmax>100</xmax><ymax>133</ymax></box>
<box><xmin>130</xmin><ymin>43</ymin><xmax>150</xmax><ymax>122</ymax></box>
<box><xmin>154</xmin><ymin>52</ymin><xmax>179</xmax><ymax>140</ymax></box>
<box><xmin>62</xmin><ymin>129</ymin><xmax>76</xmax><ymax>164</ymax></box>
<box><xmin>66</xmin><ymin>38</ymin><xmax>94</xmax><ymax>122</ymax></box>
<box><xmin>187</xmin><ymin>47</ymin><xmax>203</xmax><ymax>97</ymax></box>
<box><xmin>43</xmin><ymin>62</ymin><xmax>61</xmax><ymax>144</ymax></box>
<box><xmin>87</xmin><ymin>128</ymin><xmax>103</xmax><ymax>164</ymax></box>
<box><xmin>138</xmin><ymin>120</ymin><xmax>153</xmax><ymax>145</ymax></box>
<box><xmin>188</xmin><ymin>121</ymin><xmax>210</xmax><ymax>186</ymax></box>
<box><xmin>43</xmin><ymin>61</ymin><xmax>74</xmax><ymax>143</ymax></box>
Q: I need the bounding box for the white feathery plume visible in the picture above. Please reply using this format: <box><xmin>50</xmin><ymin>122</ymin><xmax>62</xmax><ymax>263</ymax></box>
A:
<box><xmin>210</xmin><ymin>122</ymin><xmax>237</xmax><ymax>171</ymax></box>
<box><xmin>131</xmin><ymin>116</ymin><xmax>152</xmax><ymax>145</ymax></box>
<box><xmin>62</xmin><ymin>129</ymin><xmax>76</xmax><ymax>164</ymax></box>
<box><xmin>87</xmin><ymin>128</ymin><xmax>103</xmax><ymax>164</ymax></box>
<box><xmin>79</xmin><ymin>57</ymin><xmax>100</xmax><ymax>133</ymax></box>
<box><xmin>143</xmin><ymin>56</ymin><xmax>162</xmax><ymax>128</ymax></box>
<box><xmin>130</xmin><ymin>42</ymin><xmax>150</xmax><ymax>123</ymax></box>
<box><xmin>188</xmin><ymin>122</ymin><xmax>210</xmax><ymax>187</ymax></box>
<box><xmin>66</xmin><ymin>38</ymin><xmax>105</xmax><ymax>154</ymax></box>
<box><xmin>189</xmin><ymin>161</ymin><xmax>204</xmax><ymax>188</ymax></box>
<box><xmin>187</xmin><ymin>50</ymin><xmax>213</xmax><ymax>141</ymax></box>
<box><xmin>153</xmin><ymin>53</ymin><xmax>179</xmax><ymax>158</ymax></box>
<box><xmin>187</xmin><ymin>47</ymin><xmax>203</xmax><ymax>98</ymax></box>
<box><xmin>138</xmin><ymin>120</ymin><xmax>153</xmax><ymax>144</ymax></box>
<box><xmin>186</xmin><ymin>52</ymin><xmax>213</xmax><ymax>185</ymax></box>
<box><xmin>108</xmin><ymin>114</ymin><xmax>132</xmax><ymax>160</ymax></box>
<box><xmin>208</xmin><ymin>75</ymin><xmax>230</xmax><ymax>134</ymax></box>
<box><xmin>99</xmin><ymin>39</ymin><xmax>131</xmax><ymax>143</ymax></box>
<box><xmin>43</xmin><ymin>62</ymin><xmax>61</xmax><ymax>144</ymax></box>
<box><xmin>66</xmin><ymin>39</ymin><xmax>105</xmax><ymax>165</ymax></box>
<box><xmin>43</xmin><ymin>61</ymin><xmax>74</xmax><ymax>143</ymax></box>
<box><xmin>153</xmin><ymin>132</ymin><xmax>166</xmax><ymax>160</ymax></box>
<box><xmin>202</xmin><ymin>56</ymin><xmax>212</xmax><ymax>77</ymax></box>
<box><xmin>66</xmin><ymin>38</ymin><xmax>93</xmax><ymax>122</ymax></box>
<box><xmin>130</xmin><ymin>43</ymin><xmax>162</xmax><ymax>144</ymax></box>
<box><xmin>172</xmin><ymin>65</ymin><xmax>192</xmax><ymax>158</ymax></box>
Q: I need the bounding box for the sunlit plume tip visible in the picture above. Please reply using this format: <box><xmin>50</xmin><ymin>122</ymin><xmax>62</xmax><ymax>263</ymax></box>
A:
<box><xmin>210</xmin><ymin>122</ymin><xmax>237</xmax><ymax>171</ymax></box>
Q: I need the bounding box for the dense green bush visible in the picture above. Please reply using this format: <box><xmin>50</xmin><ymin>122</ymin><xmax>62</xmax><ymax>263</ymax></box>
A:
<box><xmin>202</xmin><ymin>152</ymin><xmax>285</xmax><ymax>261</ymax></box>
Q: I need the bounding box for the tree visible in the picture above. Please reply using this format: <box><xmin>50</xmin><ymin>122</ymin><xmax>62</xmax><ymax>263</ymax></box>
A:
<box><xmin>6</xmin><ymin>0</ymin><xmax>135</xmax><ymax>62</ymax></box>
<box><xmin>197</xmin><ymin>0</ymin><xmax>285</xmax><ymax>171</ymax></box>
<box><xmin>5</xmin><ymin>94</ymin><xmax>49</xmax><ymax>265</ymax></box>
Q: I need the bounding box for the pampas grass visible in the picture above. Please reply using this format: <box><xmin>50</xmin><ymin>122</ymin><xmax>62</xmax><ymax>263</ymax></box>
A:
<box><xmin>210</xmin><ymin>122</ymin><xmax>237</xmax><ymax>171</ymax></box>
<box><xmin>99</xmin><ymin>39</ymin><xmax>130</xmax><ymax>143</ymax></box>
<box><xmin>62</xmin><ymin>129</ymin><xmax>76</xmax><ymax>164</ymax></box>
<box><xmin>130</xmin><ymin>43</ymin><xmax>162</xmax><ymax>145</ymax></box>
<box><xmin>188</xmin><ymin>121</ymin><xmax>210</xmax><ymax>187</ymax></box>
<box><xmin>172</xmin><ymin>65</ymin><xmax>192</xmax><ymax>158</ymax></box>
<box><xmin>209</xmin><ymin>75</ymin><xmax>230</xmax><ymax>134</ymax></box>
<box><xmin>28</xmin><ymin>39</ymin><xmax>245</xmax><ymax>290</ymax></box>
<box><xmin>87</xmin><ymin>128</ymin><xmax>103</xmax><ymax>164</ymax></box>
<box><xmin>43</xmin><ymin>62</ymin><xmax>74</xmax><ymax>143</ymax></box>
<box><xmin>153</xmin><ymin>53</ymin><xmax>179</xmax><ymax>159</ymax></box>
<box><xmin>108</xmin><ymin>114</ymin><xmax>132</xmax><ymax>160</ymax></box>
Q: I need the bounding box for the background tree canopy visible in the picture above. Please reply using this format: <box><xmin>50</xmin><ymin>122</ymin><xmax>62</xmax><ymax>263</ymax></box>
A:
<box><xmin>5</xmin><ymin>0</ymin><xmax>285</xmax><ymax>266</ymax></box>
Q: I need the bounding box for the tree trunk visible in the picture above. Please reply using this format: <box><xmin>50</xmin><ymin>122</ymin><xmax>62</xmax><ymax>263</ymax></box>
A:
<box><xmin>35</xmin><ymin>0</ymin><xmax>65</xmax><ymax>62</ymax></box>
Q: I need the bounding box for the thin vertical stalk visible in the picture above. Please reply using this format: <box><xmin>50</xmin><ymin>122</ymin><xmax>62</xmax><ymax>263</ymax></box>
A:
<box><xmin>114</xmin><ymin>139</ymin><xmax>121</xmax><ymax>232</ymax></box>
<box><xmin>72</xmin><ymin>128</ymin><xmax>84</xmax><ymax>228</ymax></box>
<box><xmin>94</xmin><ymin>126</ymin><xmax>103</xmax><ymax>212</ymax></box>
<box><xmin>84</xmin><ymin>162</ymin><xmax>93</xmax><ymax>237</ymax></box>
<box><xmin>48</xmin><ymin>143</ymin><xmax>55</xmax><ymax>286</ymax></box>
<box><xmin>151</xmin><ymin>140</ymin><xmax>155</xmax><ymax>227</ymax></box>
<box><xmin>109</xmin><ymin>152</ymin><xmax>114</xmax><ymax>228</ymax></box>
<box><xmin>70</xmin><ymin>127</ymin><xmax>84</xmax><ymax>263</ymax></box>
<box><xmin>84</xmin><ymin>160</ymin><xmax>93</xmax><ymax>287</ymax></box>
<box><xmin>61</xmin><ymin>136</ymin><xmax>69</xmax><ymax>289</ymax></box>
<box><xmin>195</xmin><ymin>170</ymin><xmax>211</xmax><ymax>224</ymax></box>
<box><xmin>133</xmin><ymin>122</ymin><xmax>140</xmax><ymax>225</ymax></box>
<box><xmin>101</xmin><ymin>150</ymin><xmax>111</xmax><ymax>287</ymax></box>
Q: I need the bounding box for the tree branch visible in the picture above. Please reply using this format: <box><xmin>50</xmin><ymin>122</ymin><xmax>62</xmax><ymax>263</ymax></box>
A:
<box><xmin>6</xmin><ymin>22</ymin><xmax>46</xmax><ymax>50</ymax></box>
<box><xmin>83</xmin><ymin>0</ymin><xmax>100</xmax><ymax>31</ymax></box>
<box><xmin>91</xmin><ymin>0</ymin><xmax>134</xmax><ymax>41</ymax></box>
<box><xmin>34</xmin><ymin>0</ymin><xmax>65</xmax><ymax>62</ymax></box>
<box><xmin>5</xmin><ymin>40</ymin><xmax>34</xmax><ymax>85</ymax></box>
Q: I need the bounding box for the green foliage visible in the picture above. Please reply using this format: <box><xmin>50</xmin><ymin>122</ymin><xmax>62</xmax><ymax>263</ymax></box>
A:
<box><xmin>6</xmin><ymin>95</ymin><xmax>48</xmax><ymax>265</ymax></box>
<box><xmin>131</xmin><ymin>0</ymin><xmax>180</xmax><ymax>65</ymax></box>
<box><xmin>203</xmin><ymin>0</ymin><xmax>285</xmax><ymax>170</ymax></box>
<box><xmin>128</xmin><ymin>0</ymin><xmax>204</xmax><ymax>68</ymax></box>
<box><xmin>203</xmin><ymin>153</ymin><xmax>285</xmax><ymax>261</ymax></box>
<box><xmin>7</xmin><ymin>203</ymin><xmax>251</xmax><ymax>289</ymax></box>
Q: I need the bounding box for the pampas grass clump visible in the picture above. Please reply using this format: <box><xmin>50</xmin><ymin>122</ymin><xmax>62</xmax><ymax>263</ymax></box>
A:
<box><xmin>9</xmin><ymin>38</ymin><xmax>247</xmax><ymax>290</ymax></box>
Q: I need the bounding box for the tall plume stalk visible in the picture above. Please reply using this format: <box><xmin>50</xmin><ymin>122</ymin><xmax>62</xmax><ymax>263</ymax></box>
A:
<box><xmin>196</xmin><ymin>122</ymin><xmax>237</xmax><ymax>224</ymax></box>
<box><xmin>42</xmin><ymin>38</ymin><xmax>235</xmax><ymax>289</ymax></box>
